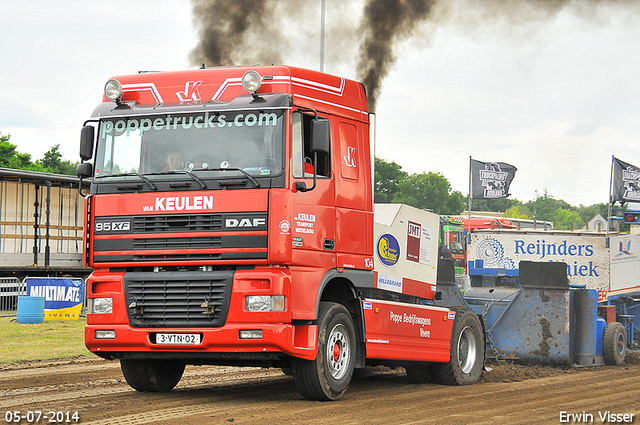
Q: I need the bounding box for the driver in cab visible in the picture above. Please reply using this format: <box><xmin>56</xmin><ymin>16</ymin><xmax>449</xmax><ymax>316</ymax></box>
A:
<box><xmin>164</xmin><ymin>151</ymin><xmax>183</xmax><ymax>171</ymax></box>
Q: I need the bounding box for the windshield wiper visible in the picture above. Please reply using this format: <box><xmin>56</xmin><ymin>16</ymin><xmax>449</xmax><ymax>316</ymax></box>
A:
<box><xmin>112</xmin><ymin>173</ymin><xmax>157</xmax><ymax>190</ymax></box>
<box><xmin>144</xmin><ymin>169</ymin><xmax>208</xmax><ymax>189</ymax></box>
<box><xmin>162</xmin><ymin>170</ymin><xmax>208</xmax><ymax>189</ymax></box>
<box><xmin>215</xmin><ymin>168</ymin><xmax>260</xmax><ymax>188</ymax></box>
<box><xmin>150</xmin><ymin>168</ymin><xmax>259</xmax><ymax>188</ymax></box>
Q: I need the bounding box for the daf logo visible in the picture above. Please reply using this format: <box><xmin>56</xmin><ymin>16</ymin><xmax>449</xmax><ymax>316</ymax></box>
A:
<box><xmin>225</xmin><ymin>218</ymin><xmax>267</xmax><ymax>228</ymax></box>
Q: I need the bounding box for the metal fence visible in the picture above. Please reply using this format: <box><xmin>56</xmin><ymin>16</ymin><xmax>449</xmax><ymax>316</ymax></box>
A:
<box><xmin>0</xmin><ymin>277</ymin><xmax>25</xmax><ymax>316</ymax></box>
<box><xmin>0</xmin><ymin>276</ymin><xmax>87</xmax><ymax>317</ymax></box>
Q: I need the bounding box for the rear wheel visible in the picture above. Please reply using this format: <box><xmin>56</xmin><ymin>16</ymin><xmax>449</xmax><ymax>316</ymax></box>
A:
<box><xmin>603</xmin><ymin>322</ymin><xmax>627</xmax><ymax>365</ymax></box>
<box><xmin>120</xmin><ymin>359</ymin><xmax>185</xmax><ymax>392</ymax></box>
<box><xmin>433</xmin><ymin>307</ymin><xmax>484</xmax><ymax>385</ymax></box>
<box><xmin>292</xmin><ymin>302</ymin><xmax>356</xmax><ymax>400</ymax></box>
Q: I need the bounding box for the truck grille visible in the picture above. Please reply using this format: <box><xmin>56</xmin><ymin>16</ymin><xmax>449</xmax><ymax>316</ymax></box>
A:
<box><xmin>124</xmin><ymin>270</ymin><xmax>233</xmax><ymax>328</ymax></box>
<box><xmin>92</xmin><ymin>212</ymin><xmax>268</xmax><ymax>264</ymax></box>
<box><xmin>132</xmin><ymin>214</ymin><xmax>223</xmax><ymax>233</ymax></box>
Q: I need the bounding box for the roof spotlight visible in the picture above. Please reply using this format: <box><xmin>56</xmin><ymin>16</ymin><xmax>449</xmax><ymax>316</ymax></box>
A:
<box><xmin>104</xmin><ymin>79</ymin><xmax>123</xmax><ymax>101</ymax></box>
<box><xmin>242</xmin><ymin>71</ymin><xmax>262</xmax><ymax>93</ymax></box>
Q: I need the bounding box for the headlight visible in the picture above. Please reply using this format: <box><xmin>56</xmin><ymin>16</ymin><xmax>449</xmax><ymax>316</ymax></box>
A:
<box><xmin>104</xmin><ymin>79</ymin><xmax>122</xmax><ymax>101</ymax></box>
<box><xmin>88</xmin><ymin>297</ymin><xmax>113</xmax><ymax>314</ymax></box>
<box><xmin>246</xmin><ymin>295</ymin><xmax>285</xmax><ymax>312</ymax></box>
<box><xmin>242</xmin><ymin>71</ymin><xmax>262</xmax><ymax>93</ymax></box>
<box><xmin>95</xmin><ymin>330</ymin><xmax>116</xmax><ymax>339</ymax></box>
<box><xmin>239</xmin><ymin>330</ymin><xmax>263</xmax><ymax>339</ymax></box>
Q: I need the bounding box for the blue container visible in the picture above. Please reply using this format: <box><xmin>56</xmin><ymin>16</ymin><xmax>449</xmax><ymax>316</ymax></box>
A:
<box><xmin>16</xmin><ymin>296</ymin><xmax>45</xmax><ymax>324</ymax></box>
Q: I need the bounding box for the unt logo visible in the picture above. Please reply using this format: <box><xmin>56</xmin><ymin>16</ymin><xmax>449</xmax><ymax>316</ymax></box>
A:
<box><xmin>343</xmin><ymin>146</ymin><xmax>357</xmax><ymax>168</ymax></box>
<box><xmin>408</xmin><ymin>222</ymin><xmax>421</xmax><ymax>238</ymax></box>
<box><xmin>176</xmin><ymin>80</ymin><xmax>203</xmax><ymax>102</ymax></box>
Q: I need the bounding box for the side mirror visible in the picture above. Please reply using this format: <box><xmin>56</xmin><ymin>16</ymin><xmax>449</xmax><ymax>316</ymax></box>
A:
<box><xmin>310</xmin><ymin>118</ymin><xmax>330</xmax><ymax>155</ymax></box>
<box><xmin>76</xmin><ymin>162</ymin><xmax>93</xmax><ymax>178</ymax></box>
<box><xmin>80</xmin><ymin>125</ymin><xmax>95</xmax><ymax>161</ymax></box>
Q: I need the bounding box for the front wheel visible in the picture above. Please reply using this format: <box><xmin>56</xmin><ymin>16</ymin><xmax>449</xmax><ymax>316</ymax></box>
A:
<box><xmin>120</xmin><ymin>359</ymin><xmax>185</xmax><ymax>392</ymax></box>
<box><xmin>292</xmin><ymin>302</ymin><xmax>356</xmax><ymax>401</ymax></box>
<box><xmin>433</xmin><ymin>307</ymin><xmax>484</xmax><ymax>385</ymax></box>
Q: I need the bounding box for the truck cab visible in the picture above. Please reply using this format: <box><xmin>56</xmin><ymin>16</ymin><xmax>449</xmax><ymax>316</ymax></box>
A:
<box><xmin>78</xmin><ymin>66</ymin><xmax>483</xmax><ymax>400</ymax></box>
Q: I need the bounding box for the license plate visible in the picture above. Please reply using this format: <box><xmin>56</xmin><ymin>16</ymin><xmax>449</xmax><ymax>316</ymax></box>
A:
<box><xmin>155</xmin><ymin>333</ymin><xmax>201</xmax><ymax>345</ymax></box>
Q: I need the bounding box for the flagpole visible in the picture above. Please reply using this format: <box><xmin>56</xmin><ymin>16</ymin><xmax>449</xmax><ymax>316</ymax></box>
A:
<box><xmin>608</xmin><ymin>155</ymin><xmax>615</xmax><ymax>237</ymax></box>
<box><xmin>468</xmin><ymin>156</ymin><xmax>472</xmax><ymax>238</ymax></box>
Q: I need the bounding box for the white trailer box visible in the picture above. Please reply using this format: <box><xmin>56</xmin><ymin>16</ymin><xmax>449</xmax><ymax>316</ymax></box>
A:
<box><xmin>468</xmin><ymin>230</ymin><xmax>609</xmax><ymax>292</ymax></box>
<box><xmin>373</xmin><ymin>204</ymin><xmax>440</xmax><ymax>299</ymax></box>
<box><xmin>609</xmin><ymin>234</ymin><xmax>640</xmax><ymax>300</ymax></box>
<box><xmin>469</xmin><ymin>230</ymin><xmax>640</xmax><ymax>301</ymax></box>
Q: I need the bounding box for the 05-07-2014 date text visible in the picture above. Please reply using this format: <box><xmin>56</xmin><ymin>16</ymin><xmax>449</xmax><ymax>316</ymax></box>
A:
<box><xmin>5</xmin><ymin>411</ymin><xmax>80</xmax><ymax>423</ymax></box>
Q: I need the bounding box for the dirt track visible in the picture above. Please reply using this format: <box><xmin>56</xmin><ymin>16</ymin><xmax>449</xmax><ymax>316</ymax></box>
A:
<box><xmin>2</xmin><ymin>355</ymin><xmax>640</xmax><ymax>425</ymax></box>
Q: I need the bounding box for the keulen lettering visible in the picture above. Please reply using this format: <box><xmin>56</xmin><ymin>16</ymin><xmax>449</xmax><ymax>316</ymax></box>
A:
<box><xmin>155</xmin><ymin>196</ymin><xmax>213</xmax><ymax>211</ymax></box>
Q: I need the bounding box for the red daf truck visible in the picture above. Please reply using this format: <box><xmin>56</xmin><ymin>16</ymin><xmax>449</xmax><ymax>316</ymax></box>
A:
<box><xmin>77</xmin><ymin>65</ymin><xmax>484</xmax><ymax>400</ymax></box>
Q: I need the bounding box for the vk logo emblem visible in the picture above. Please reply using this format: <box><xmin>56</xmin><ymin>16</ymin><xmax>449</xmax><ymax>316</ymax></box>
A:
<box><xmin>343</xmin><ymin>146</ymin><xmax>357</xmax><ymax>168</ymax></box>
<box><xmin>176</xmin><ymin>81</ymin><xmax>203</xmax><ymax>102</ymax></box>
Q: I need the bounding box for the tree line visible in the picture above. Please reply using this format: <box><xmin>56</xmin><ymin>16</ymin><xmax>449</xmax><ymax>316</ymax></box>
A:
<box><xmin>0</xmin><ymin>132</ymin><xmax>611</xmax><ymax>231</ymax></box>
<box><xmin>0</xmin><ymin>133</ymin><xmax>77</xmax><ymax>175</ymax></box>
<box><xmin>375</xmin><ymin>157</ymin><xmax>609</xmax><ymax>231</ymax></box>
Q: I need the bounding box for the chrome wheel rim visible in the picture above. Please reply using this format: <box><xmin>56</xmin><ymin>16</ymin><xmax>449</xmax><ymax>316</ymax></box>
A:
<box><xmin>458</xmin><ymin>325</ymin><xmax>477</xmax><ymax>374</ymax></box>
<box><xmin>327</xmin><ymin>323</ymin><xmax>350</xmax><ymax>380</ymax></box>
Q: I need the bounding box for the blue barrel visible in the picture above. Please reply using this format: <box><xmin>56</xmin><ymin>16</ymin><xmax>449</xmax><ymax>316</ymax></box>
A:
<box><xmin>16</xmin><ymin>296</ymin><xmax>45</xmax><ymax>324</ymax></box>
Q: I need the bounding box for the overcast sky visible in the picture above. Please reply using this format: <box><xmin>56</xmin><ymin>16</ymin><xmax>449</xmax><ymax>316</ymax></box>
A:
<box><xmin>1</xmin><ymin>0</ymin><xmax>639</xmax><ymax>207</ymax></box>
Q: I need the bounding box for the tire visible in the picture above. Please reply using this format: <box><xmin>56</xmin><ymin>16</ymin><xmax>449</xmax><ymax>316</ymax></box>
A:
<box><xmin>433</xmin><ymin>307</ymin><xmax>484</xmax><ymax>385</ymax></box>
<box><xmin>603</xmin><ymin>322</ymin><xmax>627</xmax><ymax>365</ymax></box>
<box><xmin>120</xmin><ymin>359</ymin><xmax>185</xmax><ymax>392</ymax></box>
<box><xmin>292</xmin><ymin>302</ymin><xmax>356</xmax><ymax>401</ymax></box>
<box><xmin>405</xmin><ymin>362</ymin><xmax>432</xmax><ymax>384</ymax></box>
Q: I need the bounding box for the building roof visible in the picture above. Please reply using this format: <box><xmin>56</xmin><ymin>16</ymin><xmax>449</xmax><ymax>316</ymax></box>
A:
<box><xmin>0</xmin><ymin>168</ymin><xmax>88</xmax><ymax>188</ymax></box>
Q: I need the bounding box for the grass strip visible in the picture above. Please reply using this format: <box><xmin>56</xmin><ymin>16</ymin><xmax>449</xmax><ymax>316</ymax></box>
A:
<box><xmin>0</xmin><ymin>317</ymin><xmax>90</xmax><ymax>363</ymax></box>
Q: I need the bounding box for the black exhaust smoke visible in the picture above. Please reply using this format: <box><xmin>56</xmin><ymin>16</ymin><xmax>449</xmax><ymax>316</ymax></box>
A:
<box><xmin>189</xmin><ymin>0</ymin><xmax>638</xmax><ymax>112</ymax></box>
<box><xmin>356</xmin><ymin>0</ymin><xmax>436</xmax><ymax>112</ymax></box>
<box><xmin>189</xmin><ymin>0</ymin><xmax>286</xmax><ymax>67</ymax></box>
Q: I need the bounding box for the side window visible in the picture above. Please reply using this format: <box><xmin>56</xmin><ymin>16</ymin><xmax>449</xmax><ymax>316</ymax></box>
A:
<box><xmin>292</xmin><ymin>112</ymin><xmax>304</xmax><ymax>178</ymax></box>
<box><xmin>292</xmin><ymin>111</ymin><xmax>330</xmax><ymax>178</ymax></box>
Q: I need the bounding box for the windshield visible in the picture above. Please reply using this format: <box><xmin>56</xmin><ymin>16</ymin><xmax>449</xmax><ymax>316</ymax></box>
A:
<box><xmin>94</xmin><ymin>110</ymin><xmax>285</xmax><ymax>178</ymax></box>
<box><xmin>442</xmin><ymin>225</ymin><xmax>465</xmax><ymax>254</ymax></box>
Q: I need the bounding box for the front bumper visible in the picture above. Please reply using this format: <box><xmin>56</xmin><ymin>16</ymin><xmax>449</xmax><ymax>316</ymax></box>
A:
<box><xmin>85</xmin><ymin>322</ymin><xmax>318</xmax><ymax>362</ymax></box>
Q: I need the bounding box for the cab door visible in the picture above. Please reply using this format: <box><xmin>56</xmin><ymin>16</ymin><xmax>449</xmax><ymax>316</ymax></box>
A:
<box><xmin>288</xmin><ymin>111</ymin><xmax>337</xmax><ymax>319</ymax></box>
<box><xmin>334</xmin><ymin>119</ymin><xmax>373</xmax><ymax>268</ymax></box>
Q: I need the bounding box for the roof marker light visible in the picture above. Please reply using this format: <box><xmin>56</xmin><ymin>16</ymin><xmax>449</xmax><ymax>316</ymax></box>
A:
<box><xmin>104</xmin><ymin>79</ymin><xmax>122</xmax><ymax>101</ymax></box>
<box><xmin>242</xmin><ymin>71</ymin><xmax>262</xmax><ymax>93</ymax></box>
